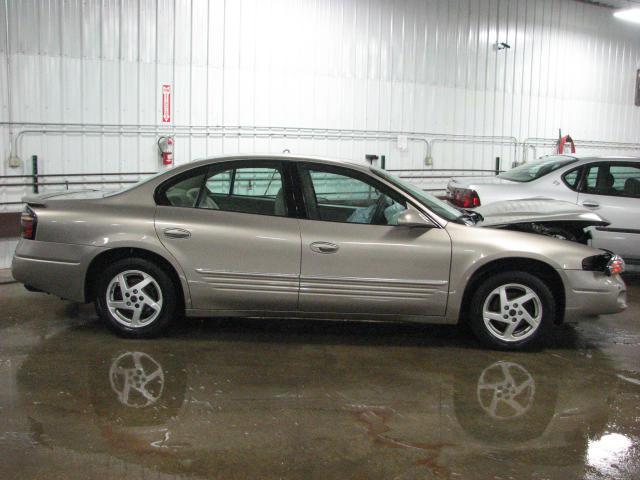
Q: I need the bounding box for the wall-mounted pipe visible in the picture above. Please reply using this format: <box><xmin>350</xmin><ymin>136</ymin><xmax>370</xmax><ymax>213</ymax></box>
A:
<box><xmin>426</xmin><ymin>136</ymin><xmax>519</xmax><ymax>167</ymax></box>
<box><xmin>3</xmin><ymin>0</ymin><xmax>12</xmax><ymax>126</ymax></box>
<box><xmin>6</xmin><ymin>123</ymin><xmax>640</xmax><ymax>169</ymax></box>
<box><xmin>5</xmin><ymin>122</ymin><xmax>523</xmax><ymax>170</ymax></box>
<box><xmin>4</xmin><ymin>122</ymin><xmax>640</xmax><ymax>212</ymax></box>
<box><xmin>8</xmin><ymin>125</ymin><xmax>435</xmax><ymax>165</ymax></box>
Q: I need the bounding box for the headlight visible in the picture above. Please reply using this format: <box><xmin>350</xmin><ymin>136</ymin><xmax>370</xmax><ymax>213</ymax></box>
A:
<box><xmin>606</xmin><ymin>255</ymin><xmax>625</xmax><ymax>276</ymax></box>
<box><xmin>582</xmin><ymin>252</ymin><xmax>625</xmax><ymax>275</ymax></box>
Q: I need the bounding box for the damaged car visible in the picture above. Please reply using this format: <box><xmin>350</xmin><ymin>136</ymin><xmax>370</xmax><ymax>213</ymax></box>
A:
<box><xmin>447</xmin><ymin>155</ymin><xmax>640</xmax><ymax>267</ymax></box>
<box><xmin>12</xmin><ymin>154</ymin><xmax>627</xmax><ymax>349</ymax></box>
<box><xmin>456</xmin><ymin>198</ymin><xmax>610</xmax><ymax>244</ymax></box>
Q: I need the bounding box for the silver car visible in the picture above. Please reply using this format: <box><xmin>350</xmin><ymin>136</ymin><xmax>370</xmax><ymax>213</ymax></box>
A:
<box><xmin>447</xmin><ymin>155</ymin><xmax>640</xmax><ymax>267</ymax></box>
<box><xmin>11</xmin><ymin>155</ymin><xmax>628</xmax><ymax>350</ymax></box>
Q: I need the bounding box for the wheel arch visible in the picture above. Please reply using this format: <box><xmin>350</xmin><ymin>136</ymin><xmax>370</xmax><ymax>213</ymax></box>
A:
<box><xmin>84</xmin><ymin>247</ymin><xmax>188</xmax><ymax>310</ymax></box>
<box><xmin>459</xmin><ymin>257</ymin><xmax>566</xmax><ymax>325</ymax></box>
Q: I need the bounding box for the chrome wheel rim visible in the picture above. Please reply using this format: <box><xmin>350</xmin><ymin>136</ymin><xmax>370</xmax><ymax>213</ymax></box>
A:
<box><xmin>482</xmin><ymin>283</ymin><xmax>542</xmax><ymax>342</ymax></box>
<box><xmin>476</xmin><ymin>361</ymin><xmax>535</xmax><ymax>419</ymax></box>
<box><xmin>109</xmin><ymin>351</ymin><xmax>165</xmax><ymax>408</ymax></box>
<box><xmin>106</xmin><ymin>270</ymin><xmax>163</xmax><ymax>328</ymax></box>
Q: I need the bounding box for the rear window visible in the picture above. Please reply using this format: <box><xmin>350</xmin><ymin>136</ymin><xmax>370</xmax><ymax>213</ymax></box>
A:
<box><xmin>498</xmin><ymin>156</ymin><xmax>577</xmax><ymax>183</ymax></box>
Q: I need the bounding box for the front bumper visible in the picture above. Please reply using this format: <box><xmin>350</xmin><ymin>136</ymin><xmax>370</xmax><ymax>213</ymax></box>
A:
<box><xmin>11</xmin><ymin>239</ymin><xmax>98</xmax><ymax>302</ymax></box>
<box><xmin>562</xmin><ymin>269</ymin><xmax>627</xmax><ymax>322</ymax></box>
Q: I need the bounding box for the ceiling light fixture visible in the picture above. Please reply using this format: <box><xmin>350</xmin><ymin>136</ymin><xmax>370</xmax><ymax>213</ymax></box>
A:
<box><xmin>613</xmin><ymin>8</ymin><xmax>640</xmax><ymax>24</ymax></box>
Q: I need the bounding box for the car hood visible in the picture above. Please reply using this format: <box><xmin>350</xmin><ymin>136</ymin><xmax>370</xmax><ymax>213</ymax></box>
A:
<box><xmin>474</xmin><ymin>198</ymin><xmax>610</xmax><ymax>228</ymax></box>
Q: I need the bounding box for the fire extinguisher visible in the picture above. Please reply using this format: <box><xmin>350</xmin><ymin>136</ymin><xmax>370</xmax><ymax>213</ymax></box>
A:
<box><xmin>158</xmin><ymin>136</ymin><xmax>174</xmax><ymax>166</ymax></box>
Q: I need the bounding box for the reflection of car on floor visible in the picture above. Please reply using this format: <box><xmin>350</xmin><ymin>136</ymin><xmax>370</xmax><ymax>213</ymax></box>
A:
<box><xmin>17</xmin><ymin>326</ymin><xmax>618</xmax><ymax>479</ymax></box>
<box><xmin>12</xmin><ymin>154</ymin><xmax>628</xmax><ymax>350</ymax></box>
<box><xmin>448</xmin><ymin>155</ymin><xmax>640</xmax><ymax>269</ymax></box>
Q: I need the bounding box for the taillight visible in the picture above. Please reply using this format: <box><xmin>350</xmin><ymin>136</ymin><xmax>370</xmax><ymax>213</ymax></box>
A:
<box><xmin>20</xmin><ymin>206</ymin><xmax>37</xmax><ymax>240</ymax></box>
<box><xmin>450</xmin><ymin>188</ymin><xmax>481</xmax><ymax>208</ymax></box>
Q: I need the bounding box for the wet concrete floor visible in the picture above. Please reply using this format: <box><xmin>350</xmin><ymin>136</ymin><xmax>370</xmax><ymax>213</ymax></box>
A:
<box><xmin>1</xmin><ymin>277</ymin><xmax>639</xmax><ymax>479</ymax></box>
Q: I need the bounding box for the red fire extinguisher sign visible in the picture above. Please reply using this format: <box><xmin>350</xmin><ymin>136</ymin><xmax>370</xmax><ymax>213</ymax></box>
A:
<box><xmin>161</xmin><ymin>84</ymin><xmax>171</xmax><ymax>123</ymax></box>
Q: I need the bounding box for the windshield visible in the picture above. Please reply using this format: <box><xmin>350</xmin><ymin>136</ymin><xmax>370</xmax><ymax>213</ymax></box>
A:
<box><xmin>498</xmin><ymin>156</ymin><xmax>577</xmax><ymax>183</ymax></box>
<box><xmin>371</xmin><ymin>167</ymin><xmax>462</xmax><ymax>222</ymax></box>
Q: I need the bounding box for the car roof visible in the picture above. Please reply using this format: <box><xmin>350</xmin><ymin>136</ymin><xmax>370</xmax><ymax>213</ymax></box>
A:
<box><xmin>176</xmin><ymin>153</ymin><xmax>372</xmax><ymax>174</ymax></box>
<box><xmin>538</xmin><ymin>154</ymin><xmax>640</xmax><ymax>163</ymax></box>
<box><xmin>576</xmin><ymin>156</ymin><xmax>640</xmax><ymax>162</ymax></box>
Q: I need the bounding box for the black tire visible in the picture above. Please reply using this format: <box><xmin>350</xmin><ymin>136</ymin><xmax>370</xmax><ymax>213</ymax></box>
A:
<box><xmin>469</xmin><ymin>271</ymin><xmax>555</xmax><ymax>350</ymax></box>
<box><xmin>95</xmin><ymin>257</ymin><xmax>179</xmax><ymax>338</ymax></box>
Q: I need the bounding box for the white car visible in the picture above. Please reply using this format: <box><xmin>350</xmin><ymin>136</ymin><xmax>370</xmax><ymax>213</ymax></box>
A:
<box><xmin>447</xmin><ymin>155</ymin><xmax>640</xmax><ymax>269</ymax></box>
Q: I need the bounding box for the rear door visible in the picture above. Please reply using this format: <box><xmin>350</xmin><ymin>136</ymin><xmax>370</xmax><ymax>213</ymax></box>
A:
<box><xmin>577</xmin><ymin>161</ymin><xmax>640</xmax><ymax>261</ymax></box>
<box><xmin>154</xmin><ymin>160</ymin><xmax>301</xmax><ymax>312</ymax></box>
<box><xmin>294</xmin><ymin>163</ymin><xmax>451</xmax><ymax>317</ymax></box>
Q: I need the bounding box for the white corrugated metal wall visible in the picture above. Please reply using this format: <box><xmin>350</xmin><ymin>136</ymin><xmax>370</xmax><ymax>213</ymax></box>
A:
<box><xmin>1</xmin><ymin>0</ymin><xmax>640</xmax><ymax>210</ymax></box>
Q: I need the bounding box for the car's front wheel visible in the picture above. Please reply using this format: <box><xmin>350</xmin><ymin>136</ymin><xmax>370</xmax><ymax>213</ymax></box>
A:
<box><xmin>95</xmin><ymin>258</ymin><xmax>178</xmax><ymax>338</ymax></box>
<box><xmin>469</xmin><ymin>271</ymin><xmax>555</xmax><ymax>350</ymax></box>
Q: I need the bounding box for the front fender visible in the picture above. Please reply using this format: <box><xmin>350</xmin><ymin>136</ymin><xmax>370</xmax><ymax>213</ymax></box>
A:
<box><xmin>443</xmin><ymin>223</ymin><xmax>598</xmax><ymax>322</ymax></box>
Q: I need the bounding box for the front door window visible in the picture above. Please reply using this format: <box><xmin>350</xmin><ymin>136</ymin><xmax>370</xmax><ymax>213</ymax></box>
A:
<box><xmin>299</xmin><ymin>166</ymin><xmax>406</xmax><ymax>225</ymax></box>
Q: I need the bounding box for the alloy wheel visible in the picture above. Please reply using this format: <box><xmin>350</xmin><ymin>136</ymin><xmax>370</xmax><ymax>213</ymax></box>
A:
<box><xmin>481</xmin><ymin>283</ymin><xmax>543</xmax><ymax>342</ymax></box>
<box><xmin>106</xmin><ymin>270</ymin><xmax>164</xmax><ymax>328</ymax></box>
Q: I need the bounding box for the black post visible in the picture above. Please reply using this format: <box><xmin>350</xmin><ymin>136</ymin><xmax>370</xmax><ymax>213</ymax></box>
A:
<box><xmin>32</xmin><ymin>155</ymin><xmax>39</xmax><ymax>193</ymax></box>
<box><xmin>381</xmin><ymin>155</ymin><xmax>386</xmax><ymax>169</ymax></box>
<box><xmin>494</xmin><ymin>157</ymin><xmax>500</xmax><ymax>176</ymax></box>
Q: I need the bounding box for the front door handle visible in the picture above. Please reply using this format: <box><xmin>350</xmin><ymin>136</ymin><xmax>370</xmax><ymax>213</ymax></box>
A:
<box><xmin>582</xmin><ymin>201</ymin><xmax>600</xmax><ymax>209</ymax></box>
<box><xmin>310</xmin><ymin>241</ymin><xmax>339</xmax><ymax>254</ymax></box>
<box><xmin>163</xmin><ymin>227</ymin><xmax>191</xmax><ymax>239</ymax></box>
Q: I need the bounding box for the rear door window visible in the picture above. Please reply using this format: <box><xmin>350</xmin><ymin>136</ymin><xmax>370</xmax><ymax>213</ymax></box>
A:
<box><xmin>160</xmin><ymin>169</ymin><xmax>206</xmax><ymax>207</ymax></box>
<box><xmin>581</xmin><ymin>162</ymin><xmax>640</xmax><ymax>198</ymax></box>
<box><xmin>199</xmin><ymin>164</ymin><xmax>288</xmax><ymax>217</ymax></box>
<box><xmin>204</xmin><ymin>169</ymin><xmax>232</xmax><ymax>195</ymax></box>
<box><xmin>610</xmin><ymin>164</ymin><xmax>640</xmax><ymax>198</ymax></box>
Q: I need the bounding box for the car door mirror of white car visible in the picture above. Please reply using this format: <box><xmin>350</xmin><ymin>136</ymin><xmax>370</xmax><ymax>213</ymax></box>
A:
<box><xmin>395</xmin><ymin>209</ymin><xmax>436</xmax><ymax>228</ymax></box>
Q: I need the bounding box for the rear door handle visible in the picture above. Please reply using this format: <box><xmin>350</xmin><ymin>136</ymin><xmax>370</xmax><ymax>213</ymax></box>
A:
<box><xmin>582</xmin><ymin>201</ymin><xmax>600</xmax><ymax>209</ymax></box>
<box><xmin>310</xmin><ymin>241</ymin><xmax>339</xmax><ymax>254</ymax></box>
<box><xmin>163</xmin><ymin>227</ymin><xmax>191</xmax><ymax>239</ymax></box>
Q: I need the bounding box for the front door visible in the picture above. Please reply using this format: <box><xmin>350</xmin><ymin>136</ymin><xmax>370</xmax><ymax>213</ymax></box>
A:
<box><xmin>294</xmin><ymin>163</ymin><xmax>451</xmax><ymax>317</ymax></box>
<box><xmin>577</xmin><ymin>161</ymin><xmax>640</xmax><ymax>262</ymax></box>
<box><xmin>154</xmin><ymin>160</ymin><xmax>301</xmax><ymax>312</ymax></box>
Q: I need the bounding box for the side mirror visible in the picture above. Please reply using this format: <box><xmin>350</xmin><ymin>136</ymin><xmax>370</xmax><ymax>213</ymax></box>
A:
<box><xmin>395</xmin><ymin>209</ymin><xmax>436</xmax><ymax>228</ymax></box>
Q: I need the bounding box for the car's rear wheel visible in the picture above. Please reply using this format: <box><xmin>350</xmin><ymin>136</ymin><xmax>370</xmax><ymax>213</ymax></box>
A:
<box><xmin>95</xmin><ymin>258</ymin><xmax>178</xmax><ymax>338</ymax></box>
<box><xmin>469</xmin><ymin>271</ymin><xmax>555</xmax><ymax>350</ymax></box>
